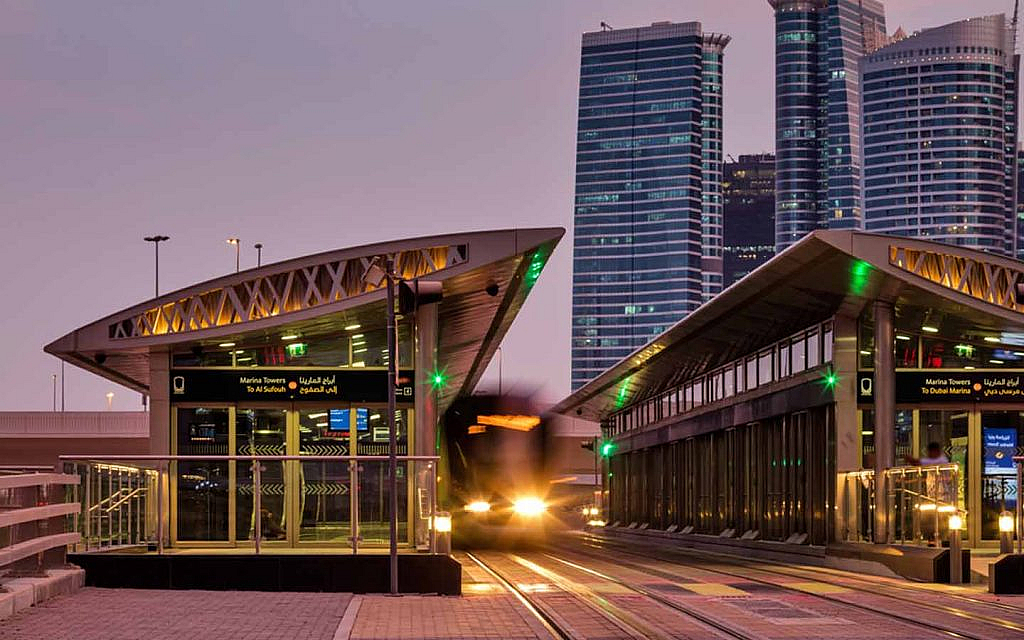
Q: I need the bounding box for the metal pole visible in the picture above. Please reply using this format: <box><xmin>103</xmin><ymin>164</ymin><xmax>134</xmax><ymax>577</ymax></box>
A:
<box><xmin>156</xmin><ymin>463</ymin><xmax>164</xmax><ymax>555</ymax></box>
<box><xmin>253</xmin><ymin>460</ymin><xmax>262</xmax><ymax>554</ymax></box>
<box><xmin>154</xmin><ymin>240</ymin><xmax>160</xmax><ymax>297</ymax></box>
<box><xmin>350</xmin><ymin>459</ymin><xmax>359</xmax><ymax>554</ymax></box>
<box><xmin>950</xmin><ymin>517</ymin><xmax>963</xmax><ymax>584</ymax></box>
<box><xmin>60</xmin><ymin>361</ymin><xmax>65</xmax><ymax>412</ymax></box>
<box><xmin>52</xmin><ymin>374</ymin><xmax>57</xmax><ymax>412</ymax></box>
<box><xmin>1017</xmin><ymin>462</ymin><xmax>1023</xmax><ymax>555</ymax></box>
<box><xmin>386</xmin><ymin>256</ymin><xmax>399</xmax><ymax>594</ymax></box>
<box><xmin>428</xmin><ymin>462</ymin><xmax>436</xmax><ymax>554</ymax></box>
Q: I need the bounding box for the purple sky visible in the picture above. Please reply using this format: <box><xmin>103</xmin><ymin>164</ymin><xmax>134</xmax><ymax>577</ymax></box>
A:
<box><xmin>0</xmin><ymin>0</ymin><xmax>1017</xmax><ymax>411</ymax></box>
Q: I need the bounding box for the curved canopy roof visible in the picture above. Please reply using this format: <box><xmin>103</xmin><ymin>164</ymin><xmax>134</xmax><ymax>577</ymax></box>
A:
<box><xmin>553</xmin><ymin>230</ymin><xmax>1024</xmax><ymax>421</ymax></box>
<box><xmin>46</xmin><ymin>227</ymin><xmax>564</xmax><ymax>412</ymax></box>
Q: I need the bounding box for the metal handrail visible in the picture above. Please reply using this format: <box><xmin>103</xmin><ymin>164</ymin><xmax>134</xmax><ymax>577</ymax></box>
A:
<box><xmin>62</xmin><ymin>454</ymin><xmax>441</xmax><ymax>556</ymax></box>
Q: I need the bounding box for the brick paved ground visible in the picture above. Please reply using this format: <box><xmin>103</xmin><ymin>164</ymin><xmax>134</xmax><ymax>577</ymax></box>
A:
<box><xmin>0</xmin><ymin>589</ymin><xmax>350</xmax><ymax>640</ymax></box>
<box><xmin>350</xmin><ymin>594</ymin><xmax>544</xmax><ymax>640</ymax></box>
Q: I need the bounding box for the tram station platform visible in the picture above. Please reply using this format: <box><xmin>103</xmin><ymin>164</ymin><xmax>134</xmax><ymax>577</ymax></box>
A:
<box><xmin>68</xmin><ymin>548</ymin><xmax>461</xmax><ymax>595</ymax></box>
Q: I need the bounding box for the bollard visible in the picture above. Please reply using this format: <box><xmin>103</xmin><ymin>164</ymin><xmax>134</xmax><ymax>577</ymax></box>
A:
<box><xmin>948</xmin><ymin>512</ymin><xmax>963</xmax><ymax>584</ymax></box>
<box><xmin>433</xmin><ymin>512</ymin><xmax>452</xmax><ymax>556</ymax></box>
<box><xmin>1000</xmin><ymin>511</ymin><xmax>1015</xmax><ymax>555</ymax></box>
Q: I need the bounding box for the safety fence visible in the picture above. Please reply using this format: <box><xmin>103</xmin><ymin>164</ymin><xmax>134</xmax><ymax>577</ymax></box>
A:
<box><xmin>0</xmin><ymin>472</ymin><xmax>80</xmax><ymax>576</ymax></box>
<box><xmin>60</xmin><ymin>454</ymin><xmax>442</xmax><ymax>554</ymax></box>
<box><xmin>837</xmin><ymin>463</ymin><xmax>962</xmax><ymax>545</ymax></box>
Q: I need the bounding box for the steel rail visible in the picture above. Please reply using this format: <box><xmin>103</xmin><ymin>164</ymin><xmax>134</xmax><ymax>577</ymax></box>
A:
<box><xmin>579</xmin><ymin>532</ymin><xmax>1024</xmax><ymax>632</ymax></box>
<box><xmin>540</xmin><ymin>552</ymin><xmax>757</xmax><ymax>640</ymax></box>
<box><xmin>463</xmin><ymin>552</ymin><xmax>571</xmax><ymax>640</ymax></box>
<box><xmin>572</xmin><ymin>535</ymin><xmax>984</xmax><ymax>640</ymax></box>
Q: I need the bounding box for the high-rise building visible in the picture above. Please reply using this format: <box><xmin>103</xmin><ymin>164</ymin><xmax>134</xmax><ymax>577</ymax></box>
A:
<box><xmin>571</xmin><ymin>21</ymin><xmax>729</xmax><ymax>390</ymax></box>
<box><xmin>1018</xmin><ymin>144</ymin><xmax>1024</xmax><ymax>260</ymax></box>
<box><xmin>768</xmin><ymin>0</ymin><xmax>887</xmax><ymax>251</ymax></box>
<box><xmin>860</xmin><ymin>14</ymin><xmax>1020</xmax><ymax>256</ymax></box>
<box><xmin>723</xmin><ymin>153</ymin><xmax>776</xmax><ymax>287</ymax></box>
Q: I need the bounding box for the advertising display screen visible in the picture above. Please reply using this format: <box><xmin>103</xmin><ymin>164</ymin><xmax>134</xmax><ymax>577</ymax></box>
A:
<box><xmin>984</xmin><ymin>427</ymin><xmax>1017</xmax><ymax>476</ymax></box>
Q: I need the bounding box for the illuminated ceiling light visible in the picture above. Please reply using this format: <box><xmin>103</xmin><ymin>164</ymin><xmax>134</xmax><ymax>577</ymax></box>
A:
<box><xmin>965</xmin><ymin>366</ymin><xmax>975</xmax><ymax>370</ymax></box>
<box><xmin>281</xmin><ymin>334</ymin><xmax>299</xmax><ymax>341</ymax></box>
<box><xmin>353</xmin><ymin>348</ymin><xmax>367</xmax><ymax>354</ymax></box>
<box><xmin>921</xmin><ymin>326</ymin><xmax>939</xmax><ymax>333</ymax></box>
<box><xmin>859</xmin><ymin>350</ymin><xmax>871</xmax><ymax>355</ymax></box>
<box><xmin>237</xmin><ymin>357</ymin><xmax>252</xmax><ymax>362</ymax></box>
<box><xmin>307</xmin><ymin>413</ymin><xmax>327</xmax><ymax>419</ymax></box>
<box><xmin>370</xmin><ymin>413</ymin><xmax>381</xmax><ymax>420</ymax></box>
<box><xmin>316</xmin><ymin>422</ymin><xmax>328</xmax><ymax>427</ymax></box>
<box><xmin>218</xmin><ymin>342</ymin><xmax>235</xmax><ymax>348</ymax></box>
<box><xmin>352</xmin><ymin>361</ymin><xmax>365</xmax><ymax>367</ymax></box>
<box><xmin>351</xmin><ymin>334</ymin><xmax>364</xmax><ymax>339</ymax></box>
<box><xmin>344</xmin><ymin>324</ymin><xmax>361</xmax><ymax>331</ymax></box>
<box><xmin>352</xmin><ymin>340</ymin><xmax>366</xmax><ymax>347</ymax></box>
<box><xmin>985</xmin><ymin>336</ymin><xmax>1000</xmax><ymax>343</ymax></box>
<box><xmin>896</xmin><ymin>335</ymin><xmax>911</xmax><ymax>341</ymax></box>
<box><xmin>990</xmin><ymin>359</ymin><xmax>1004</xmax><ymax>364</ymax></box>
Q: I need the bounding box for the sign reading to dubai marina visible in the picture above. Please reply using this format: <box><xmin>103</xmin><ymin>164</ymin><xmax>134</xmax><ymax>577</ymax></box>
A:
<box><xmin>857</xmin><ymin>371</ymin><xmax>1024</xmax><ymax>403</ymax></box>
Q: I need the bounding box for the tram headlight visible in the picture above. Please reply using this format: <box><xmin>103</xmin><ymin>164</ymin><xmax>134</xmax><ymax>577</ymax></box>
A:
<box><xmin>464</xmin><ymin>500</ymin><xmax>491</xmax><ymax>514</ymax></box>
<box><xmin>513</xmin><ymin>497</ymin><xmax>547</xmax><ymax>517</ymax></box>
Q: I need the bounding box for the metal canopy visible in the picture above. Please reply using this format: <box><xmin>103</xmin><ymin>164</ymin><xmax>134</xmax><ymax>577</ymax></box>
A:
<box><xmin>552</xmin><ymin>230</ymin><xmax>1024</xmax><ymax>421</ymax></box>
<box><xmin>46</xmin><ymin>227</ymin><xmax>564</xmax><ymax>414</ymax></box>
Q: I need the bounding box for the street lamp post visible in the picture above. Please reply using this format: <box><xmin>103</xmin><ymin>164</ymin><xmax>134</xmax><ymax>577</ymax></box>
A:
<box><xmin>51</xmin><ymin>375</ymin><xmax>57</xmax><ymax>412</ymax></box>
<box><xmin>254</xmin><ymin>243</ymin><xmax>264</xmax><ymax>268</ymax></box>
<box><xmin>384</xmin><ymin>256</ymin><xmax>399</xmax><ymax>595</ymax></box>
<box><xmin>227</xmin><ymin>238</ymin><xmax>240</xmax><ymax>273</ymax></box>
<box><xmin>143</xmin><ymin>235</ymin><xmax>170</xmax><ymax>297</ymax></box>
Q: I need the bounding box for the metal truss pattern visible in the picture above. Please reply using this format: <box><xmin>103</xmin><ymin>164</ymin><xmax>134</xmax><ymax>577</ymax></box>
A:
<box><xmin>889</xmin><ymin>245</ymin><xmax>1023</xmax><ymax>313</ymax></box>
<box><xmin>109</xmin><ymin>245</ymin><xmax>468</xmax><ymax>339</ymax></box>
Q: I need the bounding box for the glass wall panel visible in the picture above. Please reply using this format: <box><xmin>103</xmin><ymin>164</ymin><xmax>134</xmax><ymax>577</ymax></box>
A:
<box><xmin>807</xmin><ymin>330</ymin><xmax>819</xmax><ymax>367</ymax></box>
<box><xmin>235</xmin><ymin>408</ymin><xmax>288</xmax><ymax>542</ymax></box>
<box><xmin>758</xmin><ymin>350</ymin><xmax>773</xmax><ymax>386</ymax></box>
<box><xmin>791</xmin><ymin>337</ymin><xmax>806</xmax><ymax>374</ymax></box>
<box><xmin>979</xmin><ymin>411</ymin><xmax>1024</xmax><ymax>540</ymax></box>
<box><xmin>176</xmin><ymin>407</ymin><xmax>230</xmax><ymax>541</ymax></box>
<box><xmin>297</xmin><ymin>409</ymin><xmax>352</xmax><ymax>543</ymax></box>
<box><xmin>355</xmin><ymin>408</ymin><xmax>410</xmax><ymax>544</ymax></box>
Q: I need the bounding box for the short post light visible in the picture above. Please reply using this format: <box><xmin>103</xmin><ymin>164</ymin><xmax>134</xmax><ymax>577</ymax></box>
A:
<box><xmin>999</xmin><ymin>510</ymin><xmax>1015</xmax><ymax>555</ymax></box>
<box><xmin>948</xmin><ymin>512</ymin><xmax>964</xmax><ymax>584</ymax></box>
<box><xmin>432</xmin><ymin>512</ymin><xmax>452</xmax><ymax>556</ymax></box>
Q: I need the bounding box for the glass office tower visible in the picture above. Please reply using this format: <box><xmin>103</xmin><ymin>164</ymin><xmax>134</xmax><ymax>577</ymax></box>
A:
<box><xmin>861</xmin><ymin>15</ymin><xmax>1020</xmax><ymax>256</ymax></box>
<box><xmin>571</xmin><ymin>22</ymin><xmax>730</xmax><ymax>389</ymax></box>
<box><xmin>769</xmin><ymin>0</ymin><xmax>886</xmax><ymax>250</ymax></box>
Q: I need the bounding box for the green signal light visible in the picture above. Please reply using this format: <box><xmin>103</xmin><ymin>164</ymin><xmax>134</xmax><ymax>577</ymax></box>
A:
<box><xmin>429</xmin><ymin>367</ymin><xmax>449</xmax><ymax>390</ymax></box>
<box><xmin>600</xmin><ymin>442</ymin><xmax>614</xmax><ymax>457</ymax></box>
<box><xmin>822</xmin><ymin>369</ymin><xmax>838</xmax><ymax>390</ymax></box>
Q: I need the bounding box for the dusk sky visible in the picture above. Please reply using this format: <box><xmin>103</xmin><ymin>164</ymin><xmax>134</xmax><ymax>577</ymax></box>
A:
<box><xmin>1</xmin><ymin>0</ymin><xmax>1017</xmax><ymax>411</ymax></box>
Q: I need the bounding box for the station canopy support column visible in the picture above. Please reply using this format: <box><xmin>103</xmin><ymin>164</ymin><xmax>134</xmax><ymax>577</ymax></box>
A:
<box><xmin>873</xmin><ymin>299</ymin><xmax>896</xmax><ymax>543</ymax></box>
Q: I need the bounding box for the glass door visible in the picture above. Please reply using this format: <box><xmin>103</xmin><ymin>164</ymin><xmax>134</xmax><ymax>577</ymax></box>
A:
<box><xmin>979</xmin><ymin>410</ymin><xmax>1023</xmax><ymax>540</ymax></box>
<box><xmin>235</xmin><ymin>407</ymin><xmax>289</xmax><ymax>545</ymax></box>
<box><xmin>174</xmin><ymin>407</ymin><xmax>231</xmax><ymax>543</ymax></box>
<box><xmin>294</xmin><ymin>407</ymin><xmax>354</xmax><ymax>545</ymax></box>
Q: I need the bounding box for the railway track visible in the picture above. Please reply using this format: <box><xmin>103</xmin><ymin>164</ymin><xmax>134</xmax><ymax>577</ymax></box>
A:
<box><xmin>570</xmin><ymin>532</ymin><xmax>1024</xmax><ymax>640</ymax></box>
<box><xmin>464</xmin><ymin>550</ymin><xmax>756</xmax><ymax>639</ymax></box>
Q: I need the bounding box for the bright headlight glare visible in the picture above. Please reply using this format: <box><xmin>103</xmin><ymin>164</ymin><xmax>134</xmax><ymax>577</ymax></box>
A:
<box><xmin>464</xmin><ymin>501</ymin><xmax>491</xmax><ymax>513</ymax></box>
<box><xmin>513</xmin><ymin>497</ymin><xmax>547</xmax><ymax>517</ymax></box>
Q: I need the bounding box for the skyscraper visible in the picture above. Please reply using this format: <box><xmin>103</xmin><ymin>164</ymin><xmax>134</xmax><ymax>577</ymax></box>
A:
<box><xmin>723</xmin><ymin>153</ymin><xmax>776</xmax><ymax>287</ymax></box>
<box><xmin>860</xmin><ymin>14</ymin><xmax>1020</xmax><ymax>256</ymax></box>
<box><xmin>571</xmin><ymin>21</ymin><xmax>729</xmax><ymax>389</ymax></box>
<box><xmin>769</xmin><ymin>0</ymin><xmax>887</xmax><ymax>251</ymax></box>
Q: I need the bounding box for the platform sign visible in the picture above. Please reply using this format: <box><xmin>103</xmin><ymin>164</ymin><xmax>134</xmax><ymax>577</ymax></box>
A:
<box><xmin>170</xmin><ymin>369</ymin><xmax>414</xmax><ymax>403</ymax></box>
<box><xmin>984</xmin><ymin>427</ymin><xmax>1017</xmax><ymax>476</ymax></box>
<box><xmin>857</xmin><ymin>371</ymin><xmax>1024</xmax><ymax>403</ymax></box>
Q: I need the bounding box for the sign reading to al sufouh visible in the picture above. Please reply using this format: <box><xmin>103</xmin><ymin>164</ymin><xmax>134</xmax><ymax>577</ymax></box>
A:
<box><xmin>170</xmin><ymin>369</ymin><xmax>415</xmax><ymax>403</ymax></box>
<box><xmin>857</xmin><ymin>371</ymin><xmax>1024</xmax><ymax>403</ymax></box>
